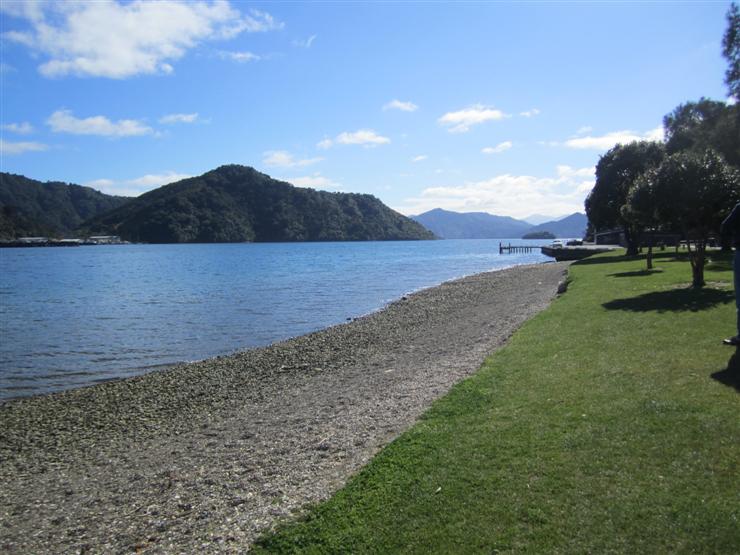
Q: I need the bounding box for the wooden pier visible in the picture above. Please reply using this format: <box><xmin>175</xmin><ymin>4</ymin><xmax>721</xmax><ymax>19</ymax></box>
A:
<box><xmin>499</xmin><ymin>242</ymin><xmax>541</xmax><ymax>254</ymax></box>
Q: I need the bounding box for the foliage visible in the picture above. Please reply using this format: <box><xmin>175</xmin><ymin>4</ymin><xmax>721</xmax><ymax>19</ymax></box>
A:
<box><xmin>724</xmin><ymin>2</ymin><xmax>740</xmax><ymax>100</ymax></box>
<box><xmin>82</xmin><ymin>165</ymin><xmax>435</xmax><ymax>243</ymax></box>
<box><xmin>0</xmin><ymin>173</ymin><xmax>130</xmax><ymax>239</ymax></box>
<box><xmin>663</xmin><ymin>98</ymin><xmax>740</xmax><ymax>168</ymax></box>
<box><xmin>253</xmin><ymin>251</ymin><xmax>740</xmax><ymax>553</ymax></box>
<box><xmin>585</xmin><ymin>141</ymin><xmax>665</xmax><ymax>255</ymax></box>
<box><xmin>649</xmin><ymin>150</ymin><xmax>740</xmax><ymax>286</ymax></box>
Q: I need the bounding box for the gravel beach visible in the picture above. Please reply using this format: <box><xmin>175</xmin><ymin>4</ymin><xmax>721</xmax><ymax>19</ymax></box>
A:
<box><xmin>0</xmin><ymin>262</ymin><xmax>569</xmax><ymax>554</ymax></box>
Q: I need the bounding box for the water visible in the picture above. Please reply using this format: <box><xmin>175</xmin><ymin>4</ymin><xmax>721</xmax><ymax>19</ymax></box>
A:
<box><xmin>0</xmin><ymin>240</ymin><xmax>548</xmax><ymax>400</ymax></box>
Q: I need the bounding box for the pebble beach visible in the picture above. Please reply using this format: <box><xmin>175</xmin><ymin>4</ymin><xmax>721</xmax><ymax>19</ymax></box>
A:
<box><xmin>0</xmin><ymin>262</ymin><xmax>569</xmax><ymax>553</ymax></box>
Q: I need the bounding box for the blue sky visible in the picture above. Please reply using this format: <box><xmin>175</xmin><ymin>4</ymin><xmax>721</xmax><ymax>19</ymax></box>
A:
<box><xmin>0</xmin><ymin>1</ymin><xmax>733</xmax><ymax>220</ymax></box>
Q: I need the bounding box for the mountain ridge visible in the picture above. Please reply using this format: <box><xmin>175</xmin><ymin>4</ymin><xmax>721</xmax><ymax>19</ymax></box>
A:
<box><xmin>82</xmin><ymin>165</ymin><xmax>435</xmax><ymax>243</ymax></box>
<box><xmin>411</xmin><ymin>208</ymin><xmax>587</xmax><ymax>239</ymax></box>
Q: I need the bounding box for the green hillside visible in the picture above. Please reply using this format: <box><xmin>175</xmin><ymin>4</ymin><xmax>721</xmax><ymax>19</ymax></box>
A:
<box><xmin>83</xmin><ymin>165</ymin><xmax>435</xmax><ymax>243</ymax></box>
<box><xmin>0</xmin><ymin>173</ymin><xmax>130</xmax><ymax>239</ymax></box>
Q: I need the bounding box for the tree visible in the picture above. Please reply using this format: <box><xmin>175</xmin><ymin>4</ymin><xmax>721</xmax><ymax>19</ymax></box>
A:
<box><xmin>585</xmin><ymin>141</ymin><xmax>665</xmax><ymax>255</ymax></box>
<box><xmin>663</xmin><ymin>98</ymin><xmax>740</xmax><ymax>168</ymax></box>
<box><xmin>724</xmin><ymin>2</ymin><xmax>740</xmax><ymax>100</ymax></box>
<box><xmin>649</xmin><ymin>150</ymin><xmax>740</xmax><ymax>287</ymax></box>
<box><xmin>623</xmin><ymin>170</ymin><xmax>661</xmax><ymax>270</ymax></box>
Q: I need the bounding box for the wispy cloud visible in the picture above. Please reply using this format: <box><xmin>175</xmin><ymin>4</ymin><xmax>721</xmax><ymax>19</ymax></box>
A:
<box><xmin>411</xmin><ymin>155</ymin><xmax>428</xmax><ymax>163</ymax></box>
<box><xmin>317</xmin><ymin>129</ymin><xmax>391</xmax><ymax>149</ymax></box>
<box><xmin>482</xmin><ymin>141</ymin><xmax>513</xmax><ymax>155</ymax></box>
<box><xmin>1</xmin><ymin>122</ymin><xmax>34</xmax><ymax>135</ymax></box>
<box><xmin>438</xmin><ymin>104</ymin><xmax>509</xmax><ymax>133</ymax></box>
<box><xmin>519</xmin><ymin>108</ymin><xmax>541</xmax><ymax>118</ymax></box>
<box><xmin>47</xmin><ymin>110</ymin><xmax>154</xmax><ymax>137</ymax></box>
<box><xmin>284</xmin><ymin>173</ymin><xmax>342</xmax><ymax>190</ymax></box>
<box><xmin>85</xmin><ymin>171</ymin><xmax>192</xmax><ymax>197</ymax></box>
<box><xmin>562</xmin><ymin>126</ymin><xmax>664</xmax><ymax>150</ymax></box>
<box><xmin>0</xmin><ymin>139</ymin><xmax>48</xmax><ymax>155</ymax></box>
<box><xmin>263</xmin><ymin>150</ymin><xmax>323</xmax><ymax>168</ymax></box>
<box><xmin>293</xmin><ymin>34</ymin><xmax>317</xmax><ymax>48</ymax></box>
<box><xmin>2</xmin><ymin>2</ymin><xmax>282</xmax><ymax>78</ymax></box>
<box><xmin>219</xmin><ymin>51</ymin><xmax>261</xmax><ymax>63</ymax></box>
<box><xmin>395</xmin><ymin>165</ymin><xmax>594</xmax><ymax>219</ymax></box>
<box><xmin>383</xmin><ymin>99</ymin><xmax>418</xmax><ymax>112</ymax></box>
<box><xmin>159</xmin><ymin>113</ymin><xmax>201</xmax><ymax>125</ymax></box>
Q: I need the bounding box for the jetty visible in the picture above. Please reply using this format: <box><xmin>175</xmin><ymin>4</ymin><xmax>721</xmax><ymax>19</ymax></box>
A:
<box><xmin>499</xmin><ymin>243</ymin><xmax>541</xmax><ymax>254</ymax></box>
<box><xmin>499</xmin><ymin>241</ymin><xmax>621</xmax><ymax>261</ymax></box>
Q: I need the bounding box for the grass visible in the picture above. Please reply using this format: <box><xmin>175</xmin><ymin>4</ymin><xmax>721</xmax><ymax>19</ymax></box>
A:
<box><xmin>252</xmin><ymin>250</ymin><xmax>740</xmax><ymax>554</ymax></box>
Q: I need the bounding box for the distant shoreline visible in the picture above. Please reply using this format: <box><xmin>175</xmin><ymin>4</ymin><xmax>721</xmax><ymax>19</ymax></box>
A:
<box><xmin>0</xmin><ymin>262</ymin><xmax>568</xmax><ymax>552</ymax></box>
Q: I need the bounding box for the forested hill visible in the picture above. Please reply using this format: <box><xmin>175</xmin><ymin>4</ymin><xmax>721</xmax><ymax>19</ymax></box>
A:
<box><xmin>83</xmin><ymin>165</ymin><xmax>435</xmax><ymax>243</ymax></box>
<box><xmin>0</xmin><ymin>173</ymin><xmax>130</xmax><ymax>239</ymax></box>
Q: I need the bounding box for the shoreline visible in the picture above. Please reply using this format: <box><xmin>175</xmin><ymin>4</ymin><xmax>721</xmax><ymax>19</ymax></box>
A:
<box><xmin>0</xmin><ymin>262</ymin><xmax>569</xmax><ymax>553</ymax></box>
<box><xmin>1</xmin><ymin>256</ymin><xmax>548</xmax><ymax>404</ymax></box>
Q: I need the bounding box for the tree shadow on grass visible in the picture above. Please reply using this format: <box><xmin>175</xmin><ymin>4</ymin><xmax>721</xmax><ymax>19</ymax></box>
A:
<box><xmin>712</xmin><ymin>351</ymin><xmax>740</xmax><ymax>392</ymax></box>
<box><xmin>603</xmin><ymin>287</ymin><xmax>734</xmax><ymax>313</ymax></box>
<box><xmin>609</xmin><ymin>269</ymin><xmax>664</xmax><ymax>278</ymax></box>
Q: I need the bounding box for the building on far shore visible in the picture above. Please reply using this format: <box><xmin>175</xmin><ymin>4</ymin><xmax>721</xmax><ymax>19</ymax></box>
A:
<box><xmin>85</xmin><ymin>235</ymin><xmax>122</xmax><ymax>245</ymax></box>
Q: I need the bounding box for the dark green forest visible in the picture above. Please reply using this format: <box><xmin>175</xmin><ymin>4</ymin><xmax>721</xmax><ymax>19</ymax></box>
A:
<box><xmin>0</xmin><ymin>173</ymin><xmax>130</xmax><ymax>239</ymax></box>
<box><xmin>84</xmin><ymin>165</ymin><xmax>435</xmax><ymax>242</ymax></box>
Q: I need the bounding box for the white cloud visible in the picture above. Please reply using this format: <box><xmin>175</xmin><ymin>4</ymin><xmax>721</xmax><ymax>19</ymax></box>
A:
<box><xmin>85</xmin><ymin>171</ymin><xmax>192</xmax><ymax>196</ymax></box>
<box><xmin>284</xmin><ymin>173</ymin><xmax>342</xmax><ymax>190</ymax></box>
<box><xmin>438</xmin><ymin>104</ymin><xmax>509</xmax><ymax>133</ymax></box>
<box><xmin>293</xmin><ymin>34</ymin><xmax>317</xmax><ymax>48</ymax></box>
<box><xmin>159</xmin><ymin>113</ymin><xmax>200</xmax><ymax>124</ymax></box>
<box><xmin>0</xmin><ymin>139</ymin><xmax>48</xmax><ymax>155</ymax></box>
<box><xmin>1</xmin><ymin>122</ymin><xmax>34</xmax><ymax>135</ymax></box>
<box><xmin>482</xmin><ymin>141</ymin><xmax>513</xmax><ymax>155</ymax></box>
<box><xmin>520</xmin><ymin>108</ymin><xmax>541</xmax><ymax>118</ymax></box>
<box><xmin>563</xmin><ymin>126</ymin><xmax>664</xmax><ymax>150</ymax></box>
<box><xmin>47</xmin><ymin>109</ymin><xmax>154</xmax><ymax>137</ymax></box>
<box><xmin>395</xmin><ymin>165</ymin><xmax>594</xmax><ymax>219</ymax></box>
<box><xmin>219</xmin><ymin>50</ymin><xmax>261</xmax><ymax>63</ymax></box>
<box><xmin>383</xmin><ymin>99</ymin><xmax>418</xmax><ymax>112</ymax></box>
<box><xmin>411</xmin><ymin>155</ymin><xmax>428</xmax><ymax>163</ymax></box>
<box><xmin>263</xmin><ymin>150</ymin><xmax>323</xmax><ymax>168</ymax></box>
<box><xmin>2</xmin><ymin>2</ymin><xmax>281</xmax><ymax>79</ymax></box>
<box><xmin>316</xmin><ymin>138</ymin><xmax>334</xmax><ymax>150</ymax></box>
<box><xmin>318</xmin><ymin>129</ymin><xmax>391</xmax><ymax>149</ymax></box>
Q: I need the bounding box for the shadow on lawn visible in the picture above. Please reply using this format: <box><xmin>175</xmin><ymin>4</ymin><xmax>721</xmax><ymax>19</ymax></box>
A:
<box><xmin>712</xmin><ymin>351</ymin><xmax>740</xmax><ymax>392</ymax></box>
<box><xmin>609</xmin><ymin>269</ymin><xmax>664</xmax><ymax>278</ymax></box>
<box><xmin>603</xmin><ymin>287</ymin><xmax>734</xmax><ymax>313</ymax></box>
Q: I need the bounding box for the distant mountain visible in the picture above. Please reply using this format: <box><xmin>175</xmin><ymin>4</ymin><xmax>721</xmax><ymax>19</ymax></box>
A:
<box><xmin>523</xmin><ymin>214</ymin><xmax>563</xmax><ymax>225</ymax></box>
<box><xmin>411</xmin><ymin>208</ymin><xmax>532</xmax><ymax>239</ymax></box>
<box><xmin>0</xmin><ymin>173</ymin><xmax>130</xmax><ymax>240</ymax></box>
<box><xmin>410</xmin><ymin>208</ymin><xmax>587</xmax><ymax>239</ymax></box>
<box><xmin>83</xmin><ymin>165</ymin><xmax>435</xmax><ymax>243</ymax></box>
<box><xmin>524</xmin><ymin>213</ymin><xmax>587</xmax><ymax>239</ymax></box>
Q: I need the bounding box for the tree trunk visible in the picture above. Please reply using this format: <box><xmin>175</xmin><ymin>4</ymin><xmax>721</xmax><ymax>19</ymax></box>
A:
<box><xmin>687</xmin><ymin>238</ymin><xmax>706</xmax><ymax>288</ymax></box>
<box><xmin>624</xmin><ymin>225</ymin><xmax>639</xmax><ymax>256</ymax></box>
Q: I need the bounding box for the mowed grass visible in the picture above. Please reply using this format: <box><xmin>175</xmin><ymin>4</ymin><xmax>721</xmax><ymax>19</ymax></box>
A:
<box><xmin>253</xmin><ymin>250</ymin><xmax>740</xmax><ymax>554</ymax></box>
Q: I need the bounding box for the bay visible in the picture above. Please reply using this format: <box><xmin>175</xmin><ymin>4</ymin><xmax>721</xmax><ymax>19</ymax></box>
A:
<box><xmin>0</xmin><ymin>240</ymin><xmax>548</xmax><ymax>400</ymax></box>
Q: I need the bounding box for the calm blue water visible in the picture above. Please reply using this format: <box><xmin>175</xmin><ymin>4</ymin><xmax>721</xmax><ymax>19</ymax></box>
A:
<box><xmin>0</xmin><ymin>240</ymin><xmax>548</xmax><ymax>400</ymax></box>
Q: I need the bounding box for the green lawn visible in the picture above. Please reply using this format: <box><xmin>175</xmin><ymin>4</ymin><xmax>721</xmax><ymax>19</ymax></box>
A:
<box><xmin>253</xmin><ymin>250</ymin><xmax>740</xmax><ymax>554</ymax></box>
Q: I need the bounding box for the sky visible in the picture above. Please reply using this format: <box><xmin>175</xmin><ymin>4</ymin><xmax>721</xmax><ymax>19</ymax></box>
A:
<box><xmin>0</xmin><ymin>1</ymin><xmax>733</xmax><ymax>221</ymax></box>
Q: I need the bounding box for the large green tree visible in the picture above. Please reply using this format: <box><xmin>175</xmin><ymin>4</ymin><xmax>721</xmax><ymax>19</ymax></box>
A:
<box><xmin>585</xmin><ymin>141</ymin><xmax>665</xmax><ymax>255</ymax></box>
<box><xmin>724</xmin><ymin>2</ymin><xmax>739</xmax><ymax>100</ymax></box>
<box><xmin>663</xmin><ymin>98</ymin><xmax>740</xmax><ymax>168</ymax></box>
<box><xmin>649</xmin><ymin>150</ymin><xmax>740</xmax><ymax>287</ymax></box>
